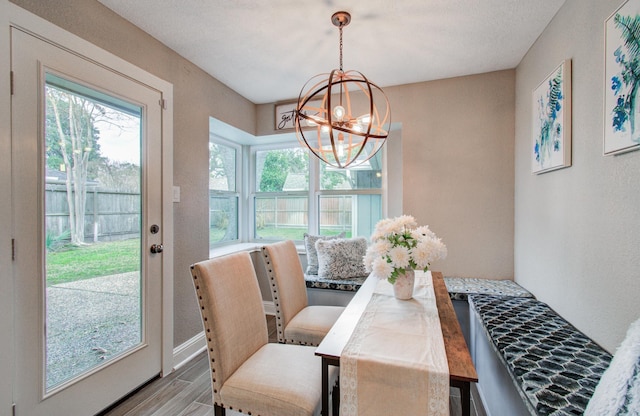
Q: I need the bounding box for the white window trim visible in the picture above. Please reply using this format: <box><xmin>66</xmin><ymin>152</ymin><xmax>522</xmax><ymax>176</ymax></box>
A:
<box><xmin>208</xmin><ymin>134</ymin><xmax>242</xmax><ymax>248</ymax></box>
<box><xmin>250</xmin><ymin>140</ymin><xmax>387</xmax><ymax>241</ymax></box>
<box><xmin>250</xmin><ymin>141</ymin><xmax>310</xmax><ymax>242</ymax></box>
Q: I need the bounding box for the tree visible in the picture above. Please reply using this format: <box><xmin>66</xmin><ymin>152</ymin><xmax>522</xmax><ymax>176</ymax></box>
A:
<box><xmin>209</xmin><ymin>143</ymin><xmax>238</xmax><ymax>240</ymax></box>
<box><xmin>258</xmin><ymin>148</ymin><xmax>308</xmax><ymax>192</ymax></box>
<box><xmin>610</xmin><ymin>13</ymin><xmax>640</xmax><ymax>141</ymax></box>
<box><xmin>46</xmin><ymin>86</ymin><xmax>103</xmax><ymax>245</ymax></box>
<box><xmin>94</xmin><ymin>160</ymin><xmax>140</xmax><ymax>193</ymax></box>
<box><xmin>320</xmin><ymin>163</ymin><xmax>351</xmax><ymax>190</ymax></box>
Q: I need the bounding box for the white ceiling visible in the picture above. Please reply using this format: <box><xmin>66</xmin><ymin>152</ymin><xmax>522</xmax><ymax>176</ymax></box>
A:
<box><xmin>97</xmin><ymin>0</ymin><xmax>566</xmax><ymax>105</ymax></box>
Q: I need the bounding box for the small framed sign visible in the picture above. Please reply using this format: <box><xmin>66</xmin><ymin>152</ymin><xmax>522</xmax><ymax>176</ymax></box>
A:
<box><xmin>275</xmin><ymin>102</ymin><xmax>298</xmax><ymax>131</ymax></box>
<box><xmin>275</xmin><ymin>100</ymin><xmax>322</xmax><ymax>131</ymax></box>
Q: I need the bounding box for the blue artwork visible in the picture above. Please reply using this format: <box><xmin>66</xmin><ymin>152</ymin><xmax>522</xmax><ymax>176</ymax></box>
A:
<box><xmin>532</xmin><ymin>60</ymin><xmax>571</xmax><ymax>174</ymax></box>
<box><xmin>605</xmin><ymin>0</ymin><xmax>640</xmax><ymax>155</ymax></box>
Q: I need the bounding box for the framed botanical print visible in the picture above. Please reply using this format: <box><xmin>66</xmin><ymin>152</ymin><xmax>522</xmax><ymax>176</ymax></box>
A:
<box><xmin>532</xmin><ymin>59</ymin><xmax>572</xmax><ymax>174</ymax></box>
<box><xmin>604</xmin><ymin>0</ymin><xmax>640</xmax><ymax>155</ymax></box>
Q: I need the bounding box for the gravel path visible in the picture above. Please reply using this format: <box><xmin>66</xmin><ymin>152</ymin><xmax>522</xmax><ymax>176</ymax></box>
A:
<box><xmin>46</xmin><ymin>272</ymin><xmax>140</xmax><ymax>389</ymax></box>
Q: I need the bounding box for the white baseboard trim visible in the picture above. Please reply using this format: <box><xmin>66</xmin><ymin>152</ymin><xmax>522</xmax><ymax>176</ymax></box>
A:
<box><xmin>172</xmin><ymin>331</ymin><xmax>206</xmax><ymax>371</ymax></box>
<box><xmin>172</xmin><ymin>301</ymin><xmax>275</xmax><ymax>371</ymax></box>
<box><xmin>264</xmin><ymin>300</ymin><xmax>275</xmax><ymax>316</ymax></box>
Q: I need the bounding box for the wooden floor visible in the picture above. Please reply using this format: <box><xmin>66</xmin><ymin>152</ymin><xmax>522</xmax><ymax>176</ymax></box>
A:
<box><xmin>100</xmin><ymin>316</ymin><xmax>483</xmax><ymax>416</ymax></box>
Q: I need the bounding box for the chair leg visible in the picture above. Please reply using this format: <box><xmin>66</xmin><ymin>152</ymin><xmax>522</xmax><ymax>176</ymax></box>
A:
<box><xmin>332</xmin><ymin>379</ymin><xmax>340</xmax><ymax>416</ymax></box>
<box><xmin>214</xmin><ymin>404</ymin><xmax>226</xmax><ymax>416</ymax></box>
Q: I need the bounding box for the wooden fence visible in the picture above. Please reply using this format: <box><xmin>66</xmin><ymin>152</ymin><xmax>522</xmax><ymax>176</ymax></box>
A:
<box><xmin>253</xmin><ymin>195</ymin><xmax>351</xmax><ymax>231</ymax></box>
<box><xmin>46</xmin><ymin>182</ymin><xmax>140</xmax><ymax>243</ymax></box>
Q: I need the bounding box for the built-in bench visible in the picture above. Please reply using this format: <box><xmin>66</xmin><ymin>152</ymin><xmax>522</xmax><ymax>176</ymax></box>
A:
<box><xmin>304</xmin><ymin>274</ymin><xmax>366</xmax><ymax>307</ymax></box>
<box><xmin>469</xmin><ymin>294</ymin><xmax>612</xmax><ymax>416</ymax></box>
<box><xmin>444</xmin><ymin>276</ymin><xmax>534</xmax><ymax>352</ymax></box>
<box><xmin>444</xmin><ymin>277</ymin><xmax>535</xmax><ymax>301</ymax></box>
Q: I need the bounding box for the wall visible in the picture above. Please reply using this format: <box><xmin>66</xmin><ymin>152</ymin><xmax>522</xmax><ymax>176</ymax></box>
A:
<box><xmin>515</xmin><ymin>0</ymin><xmax>640</xmax><ymax>352</ymax></box>
<box><xmin>10</xmin><ymin>0</ymin><xmax>256</xmax><ymax>347</ymax></box>
<box><xmin>258</xmin><ymin>70</ymin><xmax>516</xmax><ymax>280</ymax></box>
<box><xmin>395</xmin><ymin>71</ymin><xmax>515</xmax><ymax>279</ymax></box>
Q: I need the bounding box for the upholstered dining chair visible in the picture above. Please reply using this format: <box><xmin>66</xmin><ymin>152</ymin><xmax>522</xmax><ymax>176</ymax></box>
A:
<box><xmin>261</xmin><ymin>240</ymin><xmax>345</xmax><ymax>346</ymax></box>
<box><xmin>190</xmin><ymin>252</ymin><xmax>336</xmax><ymax>416</ymax></box>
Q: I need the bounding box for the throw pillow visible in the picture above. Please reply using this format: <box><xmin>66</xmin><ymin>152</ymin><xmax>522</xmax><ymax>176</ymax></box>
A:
<box><xmin>585</xmin><ymin>317</ymin><xmax>640</xmax><ymax>415</ymax></box>
<box><xmin>303</xmin><ymin>232</ymin><xmax>345</xmax><ymax>275</ymax></box>
<box><xmin>316</xmin><ymin>237</ymin><xmax>369</xmax><ymax>280</ymax></box>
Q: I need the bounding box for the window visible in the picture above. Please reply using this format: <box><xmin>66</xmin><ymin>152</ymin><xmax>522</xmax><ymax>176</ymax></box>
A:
<box><xmin>209</xmin><ymin>139</ymin><xmax>240</xmax><ymax>248</ymax></box>
<box><xmin>252</xmin><ymin>143</ymin><xmax>384</xmax><ymax>241</ymax></box>
<box><xmin>254</xmin><ymin>146</ymin><xmax>309</xmax><ymax>241</ymax></box>
<box><xmin>318</xmin><ymin>151</ymin><xmax>383</xmax><ymax>238</ymax></box>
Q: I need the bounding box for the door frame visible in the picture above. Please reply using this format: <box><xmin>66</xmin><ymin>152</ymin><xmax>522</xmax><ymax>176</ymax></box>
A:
<box><xmin>1</xmin><ymin>1</ymin><xmax>174</xmax><ymax>413</ymax></box>
<box><xmin>0</xmin><ymin>1</ymin><xmax>15</xmax><ymax>416</ymax></box>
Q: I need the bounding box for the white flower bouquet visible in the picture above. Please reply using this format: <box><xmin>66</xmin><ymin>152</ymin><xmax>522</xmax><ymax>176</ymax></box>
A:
<box><xmin>363</xmin><ymin>215</ymin><xmax>447</xmax><ymax>284</ymax></box>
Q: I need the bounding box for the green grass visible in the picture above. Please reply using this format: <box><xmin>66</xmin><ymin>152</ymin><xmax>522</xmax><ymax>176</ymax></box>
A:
<box><xmin>46</xmin><ymin>239</ymin><xmax>140</xmax><ymax>286</ymax></box>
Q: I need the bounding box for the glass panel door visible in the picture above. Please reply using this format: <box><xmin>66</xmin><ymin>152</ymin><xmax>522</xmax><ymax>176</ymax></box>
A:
<box><xmin>44</xmin><ymin>74</ymin><xmax>143</xmax><ymax>390</ymax></box>
<box><xmin>12</xmin><ymin>27</ymin><xmax>164</xmax><ymax>416</ymax></box>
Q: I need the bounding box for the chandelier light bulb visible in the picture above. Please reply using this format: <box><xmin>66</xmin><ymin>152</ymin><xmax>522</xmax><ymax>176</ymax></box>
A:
<box><xmin>333</xmin><ymin>105</ymin><xmax>346</xmax><ymax>122</ymax></box>
<box><xmin>337</xmin><ymin>133</ymin><xmax>345</xmax><ymax>157</ymax></box>
<box><xmin>357</xmin><ymin>114</ymin><xmax>372</xmax><ymax>126</ymax></box>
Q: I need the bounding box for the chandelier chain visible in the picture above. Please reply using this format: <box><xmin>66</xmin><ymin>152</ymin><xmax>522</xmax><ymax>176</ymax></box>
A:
<box><xmin>339</xmin><ymin>25</ymin><xmax>343</xmax><ymax>71</ymax></box>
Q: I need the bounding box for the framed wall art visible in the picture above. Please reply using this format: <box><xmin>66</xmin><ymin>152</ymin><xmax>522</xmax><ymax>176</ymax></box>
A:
<box><xmin>532</xmin><ymin>59</ymin><xmax>572</xmax><ymax>174</ymax></box>
<box><xmin>604</xmin><ymin>0</ymin><xmax>640</xmax><ymax>155</ymax></box>
<box><xmin>274</xmin><ymin>100</ymin><xmax>322</xmax><ymax>131</ymax></box>
<box><xmin>274</xmin><ymin>102</ymin><xmax>298</xmax><ymax>131</ymax></box>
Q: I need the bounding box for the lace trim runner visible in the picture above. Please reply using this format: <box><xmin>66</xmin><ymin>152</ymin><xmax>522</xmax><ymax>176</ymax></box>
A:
<box><xmin>340</xmin><ymin>271</ymin><xmax>450</xmax><ymax>416</ymax></box>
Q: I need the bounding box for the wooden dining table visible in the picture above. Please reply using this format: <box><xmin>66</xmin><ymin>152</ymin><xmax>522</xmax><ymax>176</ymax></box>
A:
<box><xmin>315</xmin><ymin>271</ymin><xmax>478</xmax><ymax>416</ymax></box>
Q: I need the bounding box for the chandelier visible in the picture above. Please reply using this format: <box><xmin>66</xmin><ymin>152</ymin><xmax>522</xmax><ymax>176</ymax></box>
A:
<box><xmin>295</xmin><ymin>11</ymin><xmax>391</xmax><ymax>169</ymax></box>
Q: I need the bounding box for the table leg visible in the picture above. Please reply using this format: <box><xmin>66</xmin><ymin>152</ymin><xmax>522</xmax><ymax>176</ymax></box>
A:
<box><xmin>322</xmin><ymin>357</ymin><xmax>329</xmax><ymax>416</ymax></box>
<box><xmin>451</xmin><ymin>380</ymin><xmax>471</xmax><ymax>416</ymax></box>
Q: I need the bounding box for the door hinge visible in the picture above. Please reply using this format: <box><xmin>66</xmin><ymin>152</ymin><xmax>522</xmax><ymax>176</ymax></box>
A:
<box><xmin>12</xmin><ymin>403</ymin><xmax>16</xmax><ymax>416</ymax></box>
<box><xmin>10</xmin><ymin>71</ymin><xmax>14</xmax><ymax>95</ymax></box>
<box><xmin>159</xmin><ymin>98</ymin><xmax>166</xmax><ymax>109</ymax></box>
<box><xmin>12</xmin><ymin>238</ymin><xmax>15</xmax><ymax>261</ymax></box>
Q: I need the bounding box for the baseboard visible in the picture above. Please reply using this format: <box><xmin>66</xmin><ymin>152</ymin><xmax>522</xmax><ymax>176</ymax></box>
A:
<box><xmin>263</xmin><ymin>300</ymin><xmax>275</xmax><ymax>316</ymax></box>
<box><xmin>172</xmin><ymin>331</ymin><xmax>206</xmax><ymax>371</ymax></box>
<box><xmin>472</xmin><ymin>382</ymin><xmax>488</xmax><ymax>416</ymax></box>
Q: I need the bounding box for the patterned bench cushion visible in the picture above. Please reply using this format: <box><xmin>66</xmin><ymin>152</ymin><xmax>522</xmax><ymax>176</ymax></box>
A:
<box><xmin>445</xmin><ymin>277</ymin><xmax>533</xmax><ymax>301</ymax></box>
<box><xmin>304</xmin><ymin>274</ymin><xmax>366</xmax><ymax>292</ymax></box>
<box><xmin>469</xmin><ymin>295</ymin><xmax>612</xmax><ymax>416</ymax></box>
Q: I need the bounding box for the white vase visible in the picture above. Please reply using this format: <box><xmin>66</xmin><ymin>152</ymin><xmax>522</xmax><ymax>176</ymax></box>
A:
<box><xmin>393</xmin><ymin>269</ymin><xmax>415</xmax><ymax>300</ymax></box>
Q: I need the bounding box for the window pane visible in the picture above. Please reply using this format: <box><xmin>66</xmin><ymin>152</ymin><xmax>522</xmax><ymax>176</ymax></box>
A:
<box><xmin>256</xmin><ymin>148</ymin><xmax>309</xmax><ymax>192</ymax></box>
<box><xmin>255</xmin><ymin>196</ymin><xmax>307</xmax><ymax>240</ymax></box>
<box><xmin>319</xmin><ymin>194</ymin><xmax>382</xmax><ymax>238</ymax></box>
<box><xmin>44</xmin><ymin>74</ymin><xmax>142</xmax><ymax>390</ymax></box>
<box><xmin>320</xmin><ymin>150</ymin><xmax>382</xmax><ymax>190</ymax></box>
<box><xmin>209</xmin><ymin>195</ymin><xmax>238</xmax><ymax>247</ymax></box>
<box><xmin>209</xmin><ymin>143</ymin><xmax>236</xmax><ymax>192</ymax></box>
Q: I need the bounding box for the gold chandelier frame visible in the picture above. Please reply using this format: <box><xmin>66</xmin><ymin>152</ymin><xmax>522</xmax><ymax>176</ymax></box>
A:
<box><xmin>294</xmin><ymin>11</ymin><xmax>391</xmax><ymax>169</ymax></box>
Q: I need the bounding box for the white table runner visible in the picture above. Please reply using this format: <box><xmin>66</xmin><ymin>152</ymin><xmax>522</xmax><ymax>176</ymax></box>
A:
<box><xmin>340</xmin><ymin>271</ymin><xmax>450</xmax><ymax>416</ymax></box>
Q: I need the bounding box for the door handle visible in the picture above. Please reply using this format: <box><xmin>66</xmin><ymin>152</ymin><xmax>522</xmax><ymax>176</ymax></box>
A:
<box><xmin>150</xmin><ymin>244</ymin><xmax>164</xmax><ymax>254</ymax></box>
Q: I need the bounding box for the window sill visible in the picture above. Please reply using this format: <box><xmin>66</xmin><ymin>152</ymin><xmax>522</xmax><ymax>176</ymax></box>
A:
<box><xmin>209</xmin><ymin>242</ymin><xmax>306</xmax><ymax>259</ymax></box>
<box><xmin>209</xmin><ymin>243</ymin><xmax>262</xmax><ymax>259</ymax></box>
